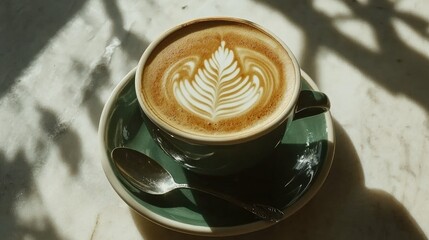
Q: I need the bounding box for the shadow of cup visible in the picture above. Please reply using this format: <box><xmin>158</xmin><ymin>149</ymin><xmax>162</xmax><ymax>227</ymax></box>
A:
<box><xmin>130</xmin><ymin>119</ymin><xmax>426</xmax><ymax>240</ymax></box>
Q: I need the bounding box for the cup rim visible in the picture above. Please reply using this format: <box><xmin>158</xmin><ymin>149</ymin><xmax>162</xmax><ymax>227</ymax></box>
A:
<box><xmin>135</xmin><ymin>17</ymin><xmax>301</xmax><ymax>145</ymax></box>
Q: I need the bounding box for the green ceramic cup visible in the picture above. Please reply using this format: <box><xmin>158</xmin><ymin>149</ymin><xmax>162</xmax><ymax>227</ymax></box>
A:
<box><xmin>135</xmin><ymin>17</ymin><xmax>330</xmax><ymax>176</ymax></box>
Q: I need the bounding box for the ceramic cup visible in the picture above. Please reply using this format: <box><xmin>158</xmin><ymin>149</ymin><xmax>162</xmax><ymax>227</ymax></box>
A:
<box><xmin>135</xmin><ymin>17</ymin><xmax>330</xmax><ymax>176</ymax></box>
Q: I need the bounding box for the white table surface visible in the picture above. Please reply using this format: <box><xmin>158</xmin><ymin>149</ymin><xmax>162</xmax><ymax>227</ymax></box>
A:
<box><xmin>1</xmin><ymin>0</ymin><xmax>428</xmax><ymax>239</ymax></box>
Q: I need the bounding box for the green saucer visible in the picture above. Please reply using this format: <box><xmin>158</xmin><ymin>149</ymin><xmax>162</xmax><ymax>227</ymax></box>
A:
<box><xmin>99</xmin><ymin>68</ymin><xmax>335</xmax><ymax>236</ymax></box>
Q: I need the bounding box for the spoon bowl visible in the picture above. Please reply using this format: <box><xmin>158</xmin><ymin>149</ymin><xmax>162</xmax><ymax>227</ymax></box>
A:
<box><xmin>112</xmin><ymin>147</ymin><xmax>176</xmax><ymax>195</ymax></box>
<box><xmin>111</xmin><ymin>147</ymin><xmax>284</xmax><ymax>222</ymax></box>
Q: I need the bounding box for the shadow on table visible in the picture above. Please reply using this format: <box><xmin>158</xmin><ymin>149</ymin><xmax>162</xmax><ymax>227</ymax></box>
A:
<box><xmin>0</xmin><ymin>150</ymin><xmax>63</xmax><ymax>240</ymax></box>
<box><xmin>0</xmin><ymin>0</ymin><xmax>87</xmax><ymax>99</ymax></box>
<box><xmin>130</xmin><ymin>120</ymin><xmax>426</xmax><ymax>240</ymax></box>
<box><xmin>255</xmin><ymin>0</ymin><xmax>429</xmax><ymax>113</ymax></box>
<box><xmin>0</xmin><ymin>0</ymin><xmax>150</xmax><ymax>238</ymax></box>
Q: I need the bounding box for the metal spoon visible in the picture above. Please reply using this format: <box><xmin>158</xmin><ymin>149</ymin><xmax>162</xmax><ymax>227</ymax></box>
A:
<box><xmin>111</xmin><ymin>147</ymin><xmax>284</xmax><ymax>222</ymax></box>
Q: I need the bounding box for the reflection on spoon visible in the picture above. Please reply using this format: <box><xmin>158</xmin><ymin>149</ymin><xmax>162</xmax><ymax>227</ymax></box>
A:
<box><xmin>111</xmin><ymin>147</ymin><xmax>284</xmax><ymax>222</ymax></box>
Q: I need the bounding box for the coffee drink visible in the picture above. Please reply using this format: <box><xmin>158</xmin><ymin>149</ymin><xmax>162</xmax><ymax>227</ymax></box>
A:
<box><xmin>139</xmin><ymin>19</ymin><xmax>297</xmax><ymax>138</ymax></box>
<box><xmin>135</xmin><ymin>18</ymin><xmax>329</xmax><ymax>175</ymax></box>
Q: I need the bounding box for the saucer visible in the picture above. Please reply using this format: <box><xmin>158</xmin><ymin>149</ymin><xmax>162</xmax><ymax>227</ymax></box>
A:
<box><xmin>99</xmin><ymin>68</ymin><xmax>335</xmax><ymax>236</ymax></box>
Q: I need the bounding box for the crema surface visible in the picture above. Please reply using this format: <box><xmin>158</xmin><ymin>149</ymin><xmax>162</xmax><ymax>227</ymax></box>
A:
<box><xmin>141</xmin><ymin>20</ymin><xmax>295</xmax><ymax>137</ymax></box>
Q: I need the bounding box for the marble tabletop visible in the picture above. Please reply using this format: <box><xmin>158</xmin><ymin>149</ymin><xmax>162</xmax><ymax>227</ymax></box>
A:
<box><xmin>1</xmin><ymin>0</ymin><xmax>428</xmax><ymax>239</ymax></box>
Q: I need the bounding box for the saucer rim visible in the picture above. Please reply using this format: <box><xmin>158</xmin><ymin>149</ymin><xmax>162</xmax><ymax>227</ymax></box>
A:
<box><xmin>98</xmin><ymin>68</ymin><xmax>335</xmax><ymax>237</ymax></box>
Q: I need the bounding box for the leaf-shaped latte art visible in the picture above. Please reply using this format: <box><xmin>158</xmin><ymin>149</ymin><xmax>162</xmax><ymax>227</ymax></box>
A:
<box><xmin>167</xmin><ymin>41</ymin><xmax>277</xmax><ymax>122</ymax></box>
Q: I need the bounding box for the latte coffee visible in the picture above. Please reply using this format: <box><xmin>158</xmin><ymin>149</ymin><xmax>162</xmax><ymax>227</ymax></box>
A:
<box><xmin>139</xmin><ymin>19</ymin><xmax>298</xmax><ymax>140</ymax></box>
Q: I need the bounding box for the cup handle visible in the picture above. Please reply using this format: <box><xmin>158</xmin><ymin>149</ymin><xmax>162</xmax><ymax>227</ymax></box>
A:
<box><xmin>294</xmin><ymin>90</ymin><xmax>330</xmax><ymax>120</ymax></box>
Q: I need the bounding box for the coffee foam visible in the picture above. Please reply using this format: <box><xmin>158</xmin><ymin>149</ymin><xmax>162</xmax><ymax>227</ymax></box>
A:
<box><xmin>141</xmin><ymin>20</ymin><xmax>296</xmax><ymax>137</ymax></box>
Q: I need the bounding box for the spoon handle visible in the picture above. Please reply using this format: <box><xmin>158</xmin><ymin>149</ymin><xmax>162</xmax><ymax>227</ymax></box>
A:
<box><xmin>177</xmin><ymin>183</ymin><xmax>284</xmax><ymax>222</ymax></box>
